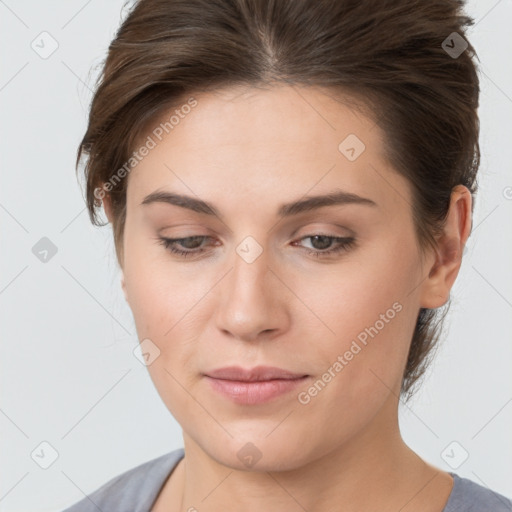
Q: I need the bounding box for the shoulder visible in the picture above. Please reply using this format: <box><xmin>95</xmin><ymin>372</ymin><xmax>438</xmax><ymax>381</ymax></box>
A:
<box><xmin>444</xmin><ymin>473</ymin><xmax>512</xmax><ymax>512</ymax></box>
<box><xmin>61</xmin><ymin>447</ymin><xmax>185</xmax><ymax>512</ymax></box>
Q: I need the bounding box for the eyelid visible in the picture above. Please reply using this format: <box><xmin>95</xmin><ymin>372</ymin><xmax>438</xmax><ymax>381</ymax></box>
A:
<box><xmin>292</xmin><ymin>224</ymin><xmax>356</xmax><ymax>239</ymax></box>
<box><xmin>156</xmin><ymin>223</ymin><xmax>355</xmax><ymax>247</ymax></box>
<box><xmin>157</xmin><ymin>232</ymin><xmax>356</xmax><ymax>262</ymax></box>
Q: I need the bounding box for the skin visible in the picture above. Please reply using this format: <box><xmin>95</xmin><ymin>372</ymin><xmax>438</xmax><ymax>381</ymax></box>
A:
<box><xmin>103</xmin><ymin>84</ymin><xmax>471</xmax><ymax>512</ymax></box>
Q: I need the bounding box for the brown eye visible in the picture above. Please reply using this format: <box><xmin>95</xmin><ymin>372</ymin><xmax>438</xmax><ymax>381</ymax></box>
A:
<box><xmin>293</xmin><ymin>235</ymin><xmax>355</xmax><ymax>258</ymax></box>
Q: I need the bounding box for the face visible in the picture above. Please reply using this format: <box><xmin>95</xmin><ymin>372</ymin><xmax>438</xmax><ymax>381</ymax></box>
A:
<box><xmin>120</xmin><ymin>84</ymin><xmax>432</xmax><ymax>471</ymax></box>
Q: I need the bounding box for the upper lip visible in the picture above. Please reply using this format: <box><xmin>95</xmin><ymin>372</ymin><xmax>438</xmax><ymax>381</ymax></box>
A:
<box><xmin>204</xmin><ymin>366</ymin><xmax>308</xmax><ymax>382</ymax></box>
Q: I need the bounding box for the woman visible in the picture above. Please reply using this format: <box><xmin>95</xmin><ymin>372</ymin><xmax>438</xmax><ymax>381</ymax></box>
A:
<box><xmin>63</xmin><ymin>0</ymin><xmax>512</xmax><ymax>510</ymax></box>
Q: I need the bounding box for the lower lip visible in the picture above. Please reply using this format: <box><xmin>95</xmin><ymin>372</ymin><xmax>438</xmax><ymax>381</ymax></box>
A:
<box><xmin>204</xmin><ymin>376</ymin><xmax>310</xmax><ymax>405</ymax></box>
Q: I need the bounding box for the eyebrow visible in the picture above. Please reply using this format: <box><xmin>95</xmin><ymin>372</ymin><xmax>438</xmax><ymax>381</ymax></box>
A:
<box><xmin>141</xmin><ymin>189</ymin><xmax>377</xmax><ymax>218</ymax></box>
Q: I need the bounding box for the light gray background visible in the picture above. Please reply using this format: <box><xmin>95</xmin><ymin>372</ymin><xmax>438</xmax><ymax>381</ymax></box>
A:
<box><xmin>1</xmin><ymin>1</ymin><xmax>511</xmax><ymax>510</ymax></box>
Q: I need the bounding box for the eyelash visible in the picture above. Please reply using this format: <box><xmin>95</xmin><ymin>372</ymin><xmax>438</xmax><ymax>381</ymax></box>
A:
<box><xmin>155</xmin><ymin>234</ymin><xmax>355</xmax><ymax>259</ymax></box>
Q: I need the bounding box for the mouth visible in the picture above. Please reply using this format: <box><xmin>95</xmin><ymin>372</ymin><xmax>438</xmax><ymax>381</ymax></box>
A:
<box><xmin>203</xmin><ymin>366</ymin><xmax>310</xmax><ymax>405</ymax></box>
<box><xmin>203</xmin><ymin>365</ymin><xmax>308</xmax><ymax>382</ymax></box>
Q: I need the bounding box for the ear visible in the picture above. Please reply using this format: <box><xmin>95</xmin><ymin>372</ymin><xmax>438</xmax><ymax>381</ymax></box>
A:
<box><xmin>102</xmin><ymin>192</ymin><xmax>115</xmax><ymax>224</ymax></box>
<box><xmin>120</xmin><ymin>272</ymin><xmax>128</xmax><ymax>302</ymax></box>
<box><xmin>101</xmin><ymin>193</ymin><xmax>128</xmax><ymax>299</ymax></box>
<box><xmin>419</xmin><ymin>185</ymin><xmax>472</xmax><ymax>309</ymax></box>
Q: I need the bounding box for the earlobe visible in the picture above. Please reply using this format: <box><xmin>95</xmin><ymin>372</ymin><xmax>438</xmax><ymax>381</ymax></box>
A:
<box><xmin>121</xmin><ymin>273</ymin><xmax>128</xmax><ymax>302</ymax></box>
<box><xmin>419</xmin><ymin>185</ymin><xmax>472</xmax><ymax>309</ymax></box>
<box><xmin>102</xmin><ymin>192</ymin><xmax>114</xmax><ymax>224</ymax></box>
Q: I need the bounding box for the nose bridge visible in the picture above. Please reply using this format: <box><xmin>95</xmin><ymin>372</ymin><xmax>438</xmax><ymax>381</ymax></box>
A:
<box><xmin>229</xmin><ymin>235</ymin><xmax>271</xmax><ymax>305</ymax></box>
<box><xmin>215</xmin><ymin>234</ymin><xmax>285</xmax><ymax>340</ymax></box>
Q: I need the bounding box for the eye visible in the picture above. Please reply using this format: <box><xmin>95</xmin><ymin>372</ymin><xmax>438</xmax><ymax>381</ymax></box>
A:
<box><xmin>292</xmin><ymin>234</ymin><xmax>355</xmax><ymax>258</ymax></box>
<box><xmin>156</xmin><ymin>235</ymin><xmax>216</xmax><ymax>258</ymax></box>
<box><xmin>155</xmin><ymin>234</ymin><xmax>355</xmax><ymax>260</ymax></box>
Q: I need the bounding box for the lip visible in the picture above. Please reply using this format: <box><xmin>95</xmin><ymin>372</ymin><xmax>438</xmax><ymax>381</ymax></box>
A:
<box><xmin>203</xmin><ymin>366</ymin><xmax>310</xmax><ymax>405</ymax></box>
<box><xmin>204</xmin><ymin>365</ymin><xmax>308</xmax><ymax>382</ymax></box>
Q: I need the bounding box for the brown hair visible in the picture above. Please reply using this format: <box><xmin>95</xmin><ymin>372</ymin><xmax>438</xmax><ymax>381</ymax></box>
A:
<box><xmin>77</xmin><ymin>0</ymin><xmax>480</xmax><ymax>400</ymax></box>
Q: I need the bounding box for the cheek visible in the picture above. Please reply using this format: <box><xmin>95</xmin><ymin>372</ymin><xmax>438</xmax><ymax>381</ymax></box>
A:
<box><xmin>122</xmin><ymin>248</ymin><xmax>210</xmax><ymax>419</ymax></box>
<box><xmin>122</xmin><ymin>234</ymin><xmax>217</xmax><ymax>386</ymax></box>
<box><xmin>294</xmin><ymin>242</ymin><xmax>421</xmax><ymax>397</ymax></box>
<box><xmin>124</xmin><ymin>266</ymin><xmax>210</xmax><ymax>358</ymax></box>
<box><xmin>291</xmin><ymin>273</ymin><xmax>418</xmax><ymax>448</ymax></box>
<box><xmin>122</xmin><ymin>230</ymin><xmax>201</xmax><ymax>334</ymax></box>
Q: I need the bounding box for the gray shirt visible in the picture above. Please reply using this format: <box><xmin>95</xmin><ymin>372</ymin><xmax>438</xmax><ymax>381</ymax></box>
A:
<box><xmin>62</xmin><ymin>448</ymin><xmax>512</xmax><ymax>511</ymax></box>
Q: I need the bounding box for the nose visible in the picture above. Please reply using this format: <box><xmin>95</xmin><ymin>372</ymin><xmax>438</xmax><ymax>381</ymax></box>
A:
<box><xmin>214</xmin><ymin>243</ymin><xmax>290</xmax><ymax>342</ymax></box>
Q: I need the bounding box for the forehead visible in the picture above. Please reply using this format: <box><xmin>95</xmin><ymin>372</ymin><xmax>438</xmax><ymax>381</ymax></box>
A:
<box><xmin>161</xmin><ymin>84</ymin><xmax>376</xmax><ymax>150</ymax></box>
<box><xmin>126</xmin><ymin>84</ymin><xmax>408</xmax><ymax>217</ymax></box>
